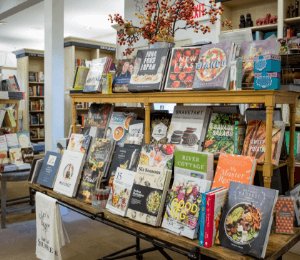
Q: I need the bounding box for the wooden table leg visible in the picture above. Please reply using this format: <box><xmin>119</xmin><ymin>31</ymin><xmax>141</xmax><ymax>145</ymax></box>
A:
<box><xmin>288</xmin><ymin>101</ymin><xmax>297</xmax><ymax>189</ymax></box>
<box><xmin>145</xmin><ymin>103</ymin><xmax>151</xmax><ymax>144</ymax></box>
<box><xmin>1</xmin><ymin>180</ymin><xmax>6</xmax><ymax>229</ymax></box>
<box><xmin>263</xmin><ymin>105</ymin><xmax>274</xmax><ymax>188</ymax></box>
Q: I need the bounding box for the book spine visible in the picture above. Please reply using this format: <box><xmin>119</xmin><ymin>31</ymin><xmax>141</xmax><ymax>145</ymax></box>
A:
<box><xmin>199</xmin><ymin>193</ymin><xmax>207</xmax><ymax>246</ymax></box>
<box><xmin>204</xmin><ymin>193</ymin><xmax>215</xmax><ymax>248</ymax></box>
<box><xmin>234</xmin><ymin>121</ymin><xmax>238</xmax><ymax>155</ymax></box>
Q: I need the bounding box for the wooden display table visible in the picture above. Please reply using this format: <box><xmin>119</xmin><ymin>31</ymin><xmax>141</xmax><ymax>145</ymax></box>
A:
<box><xmin>30</xmin><ymin>183</ymin><xmax>300</xmax><ymax>260</ymax></box>
<box><xmin>70</xmin><ymin>90</ymin><xmax>299</xmax><ymax>190</ymax></box>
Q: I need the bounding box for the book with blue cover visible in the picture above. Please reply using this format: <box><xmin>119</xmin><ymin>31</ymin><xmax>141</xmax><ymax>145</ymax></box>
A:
<box><xmin>36</xmin><ymin>151</ymin><xmax>62</xmax><ymax>188</ymax></box>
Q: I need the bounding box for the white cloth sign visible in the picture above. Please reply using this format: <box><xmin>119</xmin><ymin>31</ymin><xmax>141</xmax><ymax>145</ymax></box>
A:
<box><xmin>36</xmin><ymin>192</ymin><xmax>69</xmax><ymax>260</ymax></box>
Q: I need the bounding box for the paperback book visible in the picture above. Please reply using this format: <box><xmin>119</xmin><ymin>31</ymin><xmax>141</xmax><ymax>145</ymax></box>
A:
<box><xmin>53</xmin><ymin>151</ymin><xmax>86</xmax><ymax>197</ymax></box>
<box><xmin>174</xmin><ymin>150</ymin><xmax>214</xmax><ymax>182</ymax></box>
<box><xmin>5</xmin><ymin>133</ymin><xmax>20</xmax><ymax>149</ymax></box>
<box><xmin>275</xmin><ymin>196</ymin><xmax>294</xmax><ymax>234</ymax></box>
<box><xmin>21</xmin><ymin>147</ymin><xmax>34</xmax><ymax>163</ymax></box>
<box><xmin>67</xmin><ymin>134</ymin><xmax>91</xmax><ymax>154</ymax></box>
<box><xmin>112</xmin><ymin>59</ymin><xmax>135</xmax><ymax>92</ymax></box>
<box><xmin>219</xmin><ymin>182</ymin><xmax>278</xmax><ymax>259</ymax></box>
<box><xmin>0</xmin><ymin>135</ymin><xmax>8</xmax><ymax>151</ymax></box>
<box><xmin>73</xmin><ymin>67</ymin><xmax>90</xmax><ymax>90</ymax></box>
<box><xmin>17</xmin><ymin>132</ymin><xmax>31</xmax><ymax>148</ymax></box>
<box><xmin>77</xmin><ymin>169</ymin><xmax>99</xmax><ymax>204</ymax></box>
<box><xmin>193</xmin><ymin>41</ymin><xmax>234</xmax><ymax>90</ymax></box>
<box><xmin>9</xmin><ymin>148</ymin><xmax>23</xmax><ymax>165</ymax></box>
<box><xmin>167</xmin><ymin>106</ymin><xmax>211</xmax><ymax>151</ymax></box>
<box><xmin>0</xmin><ymin>151</ymin><xmax>9</xmax><ymax>164</ymax></box>
<box><xmin>164</xmin><ymin>47</ymin><xmax>201</xmax><ymax>91</ymax></box>
<box><xmin>161</xmin><ymin>174</ymin><xmax>211</xmax><ymax>239</ymax></box>
<box><xmin>128</xmin><ymin>48</ymin><xmax>170</xmax><ymax>92</ymax></box>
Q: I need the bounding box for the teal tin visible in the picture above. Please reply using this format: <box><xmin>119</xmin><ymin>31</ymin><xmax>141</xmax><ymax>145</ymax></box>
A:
<box><xmin>254</xmin><ymin>54</ymin><xmax>281</xmax><ymax>73</ymax></box>
<box><xmin>254</xmin><ymin>72</ymin><xmax>280</xmax><ymax>90</ymax></box>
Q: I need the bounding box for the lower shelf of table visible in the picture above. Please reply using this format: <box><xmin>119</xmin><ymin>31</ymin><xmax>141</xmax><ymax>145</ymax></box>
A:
<box><xmin>29</xmin><ymin>183</ymin><xmax>300</xmax><ymax>260</ymax></box>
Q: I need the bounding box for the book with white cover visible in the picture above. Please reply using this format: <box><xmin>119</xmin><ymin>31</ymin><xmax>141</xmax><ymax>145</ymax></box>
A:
<box><xmin>53</xmin><ymin>151</ymin><xmax>86</xmax><ymax>197</ymax></box>
<box><xmin>167</xmin><ymin>106</ymin><xmax>211</xmax><ymax>151</ymax></box>
<box><xmin>5</xmin><ymin>133</ymin><xmax>19</xmax><ymax>149</ymax></box>
<box><xmin>0</xmin><ymin>135</ymin><xmax>8</xmax><ymax>151</ymax></box>
<box><xmin>106</xmin><ymin>167</ymin><xmax>136</xmax><ymax>217</ymax></box>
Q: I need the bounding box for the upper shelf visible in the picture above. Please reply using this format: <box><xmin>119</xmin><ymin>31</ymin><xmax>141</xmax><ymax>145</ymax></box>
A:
<box><xmin>222</xmin><ymin>0</ymin><xmax>276</xmax><ymax>8</ymax></box>
<box><xmin>29</xmin><ymin>82</ymin><xmax>44</xmax><ymax>84</ymax></box>
<box><xmin>284</xmin><ymin>17</ymin><xmax>300</xmax><ymax>26</ymax></box>
<box><xmin>222</xmin><ymin>24</ymin><xmax>277</xmax><ymax>34</ymax></box>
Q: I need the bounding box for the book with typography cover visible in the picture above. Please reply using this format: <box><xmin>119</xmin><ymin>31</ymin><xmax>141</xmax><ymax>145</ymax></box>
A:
<box><xmin>242</xmin><ymin>120</ymin><xmax>285</xmax><ymax>165</ymax></box>
<box><xmin>113</xmin><ymin>59</ymin><xmax>135</xmax><ymax>92</ymax></box>
<box><xmin>164</xmin><ymin>47</ymin><xmax>201</xmax><ymax>91</ymax></box>
<box><xmin>193</xmin><ymin>41</ymin><xmax>234</xmax><ymax>90</ymax></box>
<box><xmin>77</xmin><ymin>169</ymin><xmax>99</xmax><ymax>204</ymax></box>
<box><xmin>212</xmin><ymin>153</ymin><xmax>257</xmax><ymax>190</ymax></box>
<box><xmin>219</xmin><ymin>182</ymin><xmax>278</xmax><ymax>259</ymax></box>
<box><xmin>275</xmin><ymin>196</ymin><xmax>294</xmax><ymax>234</ymax></box>
<box><xmin>106</xmin><ymin>167</ymin><xmax>136</xmax><ymax>216</ymax></box>
<box><xmin>128</xmin><ymin>48</ymin><xmax>170</xmax><ymax>92</ymax></box>
<box><xmin>21</xmin><ymin>147</ymin><xmax>34</xmax><ymax>163</ymax></box>
<box><xmin>67</xmin><ymin>134</ymin><xmax>91</xmax><ymax>154</ymax></box>
<box><xmin>53</xmin><ymin>151</ymin><xmax>86</xmax><ymax>197</ymax></box>
<box><xmin>161</xmin><ymin>174</ymin><xmax>211</xmax><ymax>239</ymax></box>
<box><xmin>73</xmin><ymin>66</ymin><xmax>90</xmax><ymax>90</ymax></box>
<box><xmin>167</xmin><ymin>106</ymin><xmax>211</xmax><ymax>151</ymax></box>
<box><xmin>150</xmin><ymin>112</ymin><xmax>172</xmax><ymax>144</ymax></box>
<box><xmin>36</xmin><ymin>152</ymin><xmax>62</xmax><ymax>188</ymax></box>
<box><xmin>174</xmin><ymin>150</ymin><xmax>214</xmax><ymax>182</ymax></box>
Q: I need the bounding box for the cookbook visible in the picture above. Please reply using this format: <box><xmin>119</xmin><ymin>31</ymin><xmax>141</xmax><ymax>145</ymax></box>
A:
<box><xmin>113</xmin><ymin>59</ymin><xmax>135</xmax><ymax>92</ymax></box>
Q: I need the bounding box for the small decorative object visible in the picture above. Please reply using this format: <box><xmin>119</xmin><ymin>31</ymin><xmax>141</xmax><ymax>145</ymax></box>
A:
<box><xmin>294</xmin><ymin>0</ymin><xmax>299</xmax><ymax>17</ymax></box>
<box><xmin>254</xmin><ymin>54</ymin><xmax>281</xmax><ymax>73</ymax></box>
<box><xmin>239</xmin><ymin>14</ymin><xmax>245</xmax><ymax>28</ymax></box>
<box><xmin>109</xmin><ymin>0</ymin><xmax>232</xmax><ymax>56</ymax></box>
<box><xmin>254</xmin><ymin>72</ymin><xmax>280</xmax><ymax>90</ymax></box>
<box><xmin>288</xmin><ymin>4</ymin><xmax>294</xmax><ymax>18</ymax></box>
<box><xmin>245</xmin><ymin>13</ymin><xmax>253</xmax><ymax>27</ymax></box>
<box><xmin>263</xmin><ymin>13</ymin><xmax>271</xmax><ymax>25</ymax></box>
<box><xmin>270</xmin><ymin>15</ymin><xmax>278</xmax><ymax>24</ymax></box>
<box><xmin>256</xmin><ymin>17</ymin><xmax>265</xmax><ymax>26</ymax></box>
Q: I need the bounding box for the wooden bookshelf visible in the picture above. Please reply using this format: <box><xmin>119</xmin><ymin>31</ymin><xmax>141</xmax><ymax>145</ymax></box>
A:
<box><xmin>28</xmin><ymin>82</ymin><xmax>44</xmax><ymax>84</ymax></box>
<box><xmin>30</xmin><ymin>110</ymin><xmax>44</xmax><ymax>112</ymax></box>
<box><xmin>70</xmin><ymin>90</ymin><xmax>299</xmax><ymax>189</ymax></box>
<box><xmin>29</xmin><ymin>96</ymin><xmax>44</xmax><ymax>98</ymax></box>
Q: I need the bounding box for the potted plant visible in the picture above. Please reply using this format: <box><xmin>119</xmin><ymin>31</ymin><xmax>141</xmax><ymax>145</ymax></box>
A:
<box><xmin>109</xmin><ymin>0</ymin><xmax>232</xmax><ymax>56</ymax></box>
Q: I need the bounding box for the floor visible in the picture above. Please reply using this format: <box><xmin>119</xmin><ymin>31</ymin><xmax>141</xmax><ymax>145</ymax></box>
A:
<box><xmin>2</xmin><ymin>209</ymin><xmax>300</xmax><ymax>260</ymax></box>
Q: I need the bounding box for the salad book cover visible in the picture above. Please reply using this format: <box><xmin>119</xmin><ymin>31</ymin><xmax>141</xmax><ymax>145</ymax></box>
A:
<box><xmin>164</xmin><ymin>47</ymin><xmax>201</xmax><ymax>91</ymax></box>
<box><xmin>161</xmin><ymin>174</ymin><xmax>211</xmax><ymax>239</ymax></box>
<box><xmin>286</xmin><ymin>183</ymin><xmax>300</xmax><ymax>226</ymax></box>
<box><xmin>219</xmin><ymin>182</ymin><xmax>278</xmax><ymax>259</ymax></box>
<box><xmin>105</xmin><ymin>112</ymin><xmax>137</xmax><ymax>147</ymax></box>
<box><xmin>106</xmin><ymin>167</ymin><xmax>136</xmax><ymax>217</ymax></box>
<box><xmin>242</xmin><ymin>120</ymin><xmax>285</xmax><ymax>166</ymax></box>
<box><xmin>193</xmin><ymin>41</ymin><xmax>234</xmax><ymax>90</ymax></box>
<box><xmin>128</xmin><ymin>48</ymin><xmax>170</xmax><ymax>92</ymax></box>
<box><xmin>126</xmin><ymin>165</ymin><xmax>171</xmax><ymax>226</ymax></box>
<box><xmin>212</xmin><ymin>153</ymin><xmax>257</xmax><ymax>190</ymax></box>
<box><xmin>113</xmin><ymin>59</ymin><xmax>135</xmax><ymax>92</ymax></box>
<box><xmin>275</xmin><ymin>197</ymin><xmax>294</xmax><ymax>234</ymax></box>
<box><xmin>77</xmin><ymin>169</ymin><xmax>98</xmax><ymax>204</ymax></box>
<box><xmin>174</xmin><ymin>150</ymin><xmax>214</xmax><ymax>182</ymax></box>
<box><xmin>150</xmin><ymin>112</ymin><xmax>172</xmax><ymax>144</ymax></box>
<box><xmin>167</xmin><ymin>106</ymin><xmax>211</xmax><ymax>151</ymax></box>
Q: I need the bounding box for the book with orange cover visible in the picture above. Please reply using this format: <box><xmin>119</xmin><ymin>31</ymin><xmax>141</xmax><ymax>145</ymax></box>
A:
<box><xmin>211</xmin><ymin>153</ymin><xmax>257</xmax><ymax>190</ymax></box>
<box><xmin>242</xmin><ymin>120</ymin><xmax>285</xmax><ymax>166</ymax></box>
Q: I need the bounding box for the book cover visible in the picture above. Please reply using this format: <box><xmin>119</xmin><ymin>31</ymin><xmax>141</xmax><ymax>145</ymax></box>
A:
<box><xmin>126</xmin><ymin>165</ymin><xmax>171</xmax><ymax>226</ymax></box>
<box><xmin>53</xmin><ymin>151</ymin><xmax>86</xmax><ymax>197</ymax></box>
<box><xmin>67</xmin><ymin>134</ymin><xmax>91</xmax><ymax>154</ymax></box>
<box><xmin>113</xmin><ymin>59</ymin><xmax>135</xmax><ymax>92</ymax></box>
<box><xmin>5</xmin><ymin>134</ymin><xmax>19</xmax><ymax>149</ymax></box>
<box><xmin>73</xmin><ymin>67</ymin><xmax>90</xmax><ymax>90</ymax></box>
<box><xmin>242</xmin><ymin>120</ymin><xmax>285</xmax><ymax>165</ymax></box>
<box><xmin>286</xmin><ymin>184</ymin><xmax>300</xmax><ymax>226</ymax></box>
<box><xmin>204</xmin><ymin>188</ymin><xmax>228</xmax><ymax>248</ymax></box>
<box><xmin>0</xmin><ymin>150</ymin><xmax>9</xmax><ymax>164</ymax></box>
<box><xmin>167</xmin><ymin>106</ymin><xmax>211</xmax><ymax>151</ymax></box>
<box><xmin>77</xmin><ymin>169</ymin><xmax>99</xmax><ymax>204</ymax></box>
<box><xmin>219</xmin><ymin>182</ymin><xmax>278</xmax><ymax>259</ymax></box>
<box><xmin>106</xmin><ymin>167</ymin><xmax>136</xmax><ymax>216</ymax></box>
<box><xmin>174</xmin><ymin>150</ymin><xmax>214</xmax><ymax>182</ymax></box>
<box><xmin>83</xmin><ymin>58</ymin><xmax>108</xmax><ymax>92</ymax></box>
<box><xmin>0</xmin><ymin>135</ymin><xmax>8</xmax><ymax>151</ymax></box>
<box><xmin>128</xmin><ymin>120</ymin><xmax>145</xmax><ymax>135</ymax></box>
<box><xmin>56</xmin><ymin>138</ymin><xmax>69</xmax><ymax>154</ymax></box>
<box><xmin>128</xmin><ymin>48</ymin><xmax>170</xmax><ymax>92</ymax></box>
<box><xmin>193</xmin><ymin>41</ymin><xmax>234</xmax><ymax>90</ymax></box>
<box><xmin>275</xmin><ymin>197</ymin><xmax>294</xmax><ymax>234</ymax></box>
<box><xmin>161</xmin><ymin>174</ymin><xmax>211</xmax><ymax>239</ymax></box>
<box><xmin>105</xmin><ymin>112</ymin><xmax>137</xmax><ymax>147</ymax></box>
<box><xmin>212</xmin><ymin>153</ymin><xmax>257</xmax><ymax>190</ymax></box>
<box><xmin>36</xmin><ymin>152</ymin><xmax>62</xmax><ymax>188</ymax></box>
<box><xmin>9</xmin><ymin>148</ymin><xmax>23</xmax><ymax>165</ymax></box>
<box><xmin>164</xmin><ymin>47</ymin><xmax>201</xmax><ymax>91</ymax></box>
<box><xmin>17</xmin><ymin>132</ymin><xmax>31</xmax><ymax>148</ymax></box>
<box><xmin>21</xmin><ymin>147</ymin><xmax>34</xmax><ymax>163</ymax></box>
<box><xmin>150</xmin><ymin>112</ymin><xmax>172</xmax><ymax>144</ymax></box>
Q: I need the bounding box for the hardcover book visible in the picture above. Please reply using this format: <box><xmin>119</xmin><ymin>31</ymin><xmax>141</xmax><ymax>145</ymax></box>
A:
<box><xmin>67</xmin><ymin>134</ymin><xmax>91</xmax><ymax>154</ymax></box>
<box><xmin>167</xmin><ymin>106</ymin><xmax>211</xmax><ymax>151</ymax></box>
<box><xmin>105</xmin><ymin>112</ymin><xmax>137</xmax><ymax>147</ymax></box>
<box><xmin>242</xmin><ymin>120</ymin><xmax>285</xmax><ymax>165</ymax></box>
<box><xmin>77</xmin><ymin>169</ymin><xmax>99</xmax><ymax>204</ymax></box>
<box><xmin>150</xmin><ymin>112</ymin><xmax>172</xmax><ymax>144</ymax></box>
<box><xmin>193</xmin><ymin>41</ymin><xmax>234</xmax><ymax>90</ymax></box>
<box><xmin>286</xmin><ymin>183</ymin><xmax>300</xmax><ymax>226</ymax></box>
<box><xmin>0</xmin><ymin>150</ymin><xmax>9</xmax><ymax>164</ymax></box>
<box><xmin>204</xmin><ymin>113</ymin><xmax>239</xmax><ymax>156</ymax></box>
<box><xmin>106</xmin><ymin>167</ymin><xmax>136</xmax><ymax>216</ymax></box>
<box><xmin>21</xmin><ymin>147</ymin><xmax>34</xmax><ymax>163</ymax></box>
<box><xmin>9</xmin><ymin>148</ymin><xmax>23</xmax><ymax>165</ymax></box>
<box><xmin>17</xmin><ymin>132</ymin><xmax>31</xmax><ymax>148</ymax></box>
<box><xmin>31</xmin><ymin>159</ymin><xmax>44</xmax><ymax>184</ymax></box>
<box><xmin>36</xmin><ymin>152</ymin><xmax>62</xmax><ymax>188</ymax></box>
<box><xmin>161</xmin><ymin>174</ymin><xmax>211</xmax><ymax>239</ymax></box>
<box><xmin>73</xmin><ymin>66</ymin><xmax>90</xmax><ymax>90</ymax></box>
<box><xmin>212</xmin><ymin>153</ymin><xmax>257</xmax><ymax>190</ymax></box>
<box><xmin>53</xmin><ymin>151</ymin><xmax>86</xmax><ymax>197</ymax></box>
<box><xmin>128</xmin><ymin>48</ymin><xmax>170</xmax><ymax>92</ymax></box>
<box><xmin>219</xmin><ymin>182</ymin><xmax>278</xmax><ymax>258</ymax></box>
<box><xmin>174</xmin><ymin>150</ymin><xmax>214</xmax><ymax>182</ymax></box>
<box><xmin>164</xmin><ymin>47</ymin><xmax>201</xmax><ymax>91</ymax></box>
<box><xmin>126</xmin><ymin>165</ymin><xmax>171</xmax><ymax>226</ymax></box>
<box><xmin>275</xmin><ymin>196</ymin><xmax>294</xmax><ymax>234</ymax></box>
<box><xmin>5</xmin><ymin>133</ymin><xmax>20</xmax><ymax>149</ymax></box>
<box><xmin>128</xmin><ymin>120</ymin><xmax>145</xmax><ymax>135</ymax></box>
<box><xmin>0</xmin><ymin>135</ymin><xmax>8</xmax><ymax>151</ymax></box>
<box><xmin>113</xmin><ymin>59</ymin><xmax>135</xmax><ymax>92</ymax></box>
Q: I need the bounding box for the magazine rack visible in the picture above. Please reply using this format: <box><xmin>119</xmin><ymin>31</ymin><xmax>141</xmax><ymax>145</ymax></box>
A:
<box><xmin>70</xmin><ymin>90</ymin><xmax>299</xmax><ymax>189</ymax></box>
<box><xmin>0</xmin><ymin>99</ymin><xmax>20</xmax><ymax>133</ymax></box>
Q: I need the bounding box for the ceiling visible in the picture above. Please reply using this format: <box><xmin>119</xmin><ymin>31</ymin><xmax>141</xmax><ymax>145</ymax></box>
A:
<box><xmin>0</xmin><ymin>0</ymin><xmax>124</xmax><ymax>52</ymax></box>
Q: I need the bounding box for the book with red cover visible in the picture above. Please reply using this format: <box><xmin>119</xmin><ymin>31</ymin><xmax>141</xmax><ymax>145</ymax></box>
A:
<box><xmin>275</xmin><ymin>196</ymin><xmax>294</xmax><ymax>234</ymax></box>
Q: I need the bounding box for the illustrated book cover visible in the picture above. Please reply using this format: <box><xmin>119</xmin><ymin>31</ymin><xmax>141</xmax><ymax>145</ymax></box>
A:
<box><xmin>9</xmin><ymin>148</ymin><xmax>23</xmax><ymax>165</ymax></box>
<box><xmin>150</xmin><ymin>112</ymin><xmax>172</xmax><ymax>144</ymax></box>
<box><xmin>67</xmin><ymin>134</ymin><xmax>91</xmax><ymax>154</ymax></box>
<box><xmin>77</xmin><ymin>169</ymin><xmax>99</xmax><ymax>204</ymax></box>
<box><xmin>113</xmin><ymin>59</ymin><xmax>135</xmax><ymax>92</ymax></box>
<box><xmin>17</xmin><ymin>132</ymin><xmax>31</xmax><ymax>148</ymax></box>
<box><xmin>21</xmin><ymin>147</ymin><xmax>34</xmax><ymax>163</ymax></box>
<box><xmin>275</xmin><ymin>196</ymin><xmax>294</xmax><ymax>234</ymax></box>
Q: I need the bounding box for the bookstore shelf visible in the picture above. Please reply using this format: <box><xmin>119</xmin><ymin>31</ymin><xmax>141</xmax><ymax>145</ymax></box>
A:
<box><xmin>30</xmin><ymin>125</ymin><xmax>44</xmax><ymax>127</ymax></box>
<box><xmin>221</xmin><ymin>24</ymin><xmax>278</xmax><ymax>34</ymax></box>
<box><xmin>30</xmin><ymin>110</ymin><xmax>44</xmax><ymax>112</ymax></box>
<box><xmin>28</xmin><ymin>82</ymin><xmax>44</xmax><ymax>84</ymax></box>
<box><xmin>31</xmin><ymin>138</ymin><xmax>44</xmax><ymax>141</ymax></box>
<box><xmin>29</xmin><ymin>96</ymin><xmax>44</xmax><ymax>98</ymax></box>
<box><xmin>70</xmin><ymin>90</ymin><xmax>299</xmax><ymax>189</ymax></box>
<box><xmin>284</xmin><ymin>17</ymin><xmax>300</xmax><ymax>26</ymax></box>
